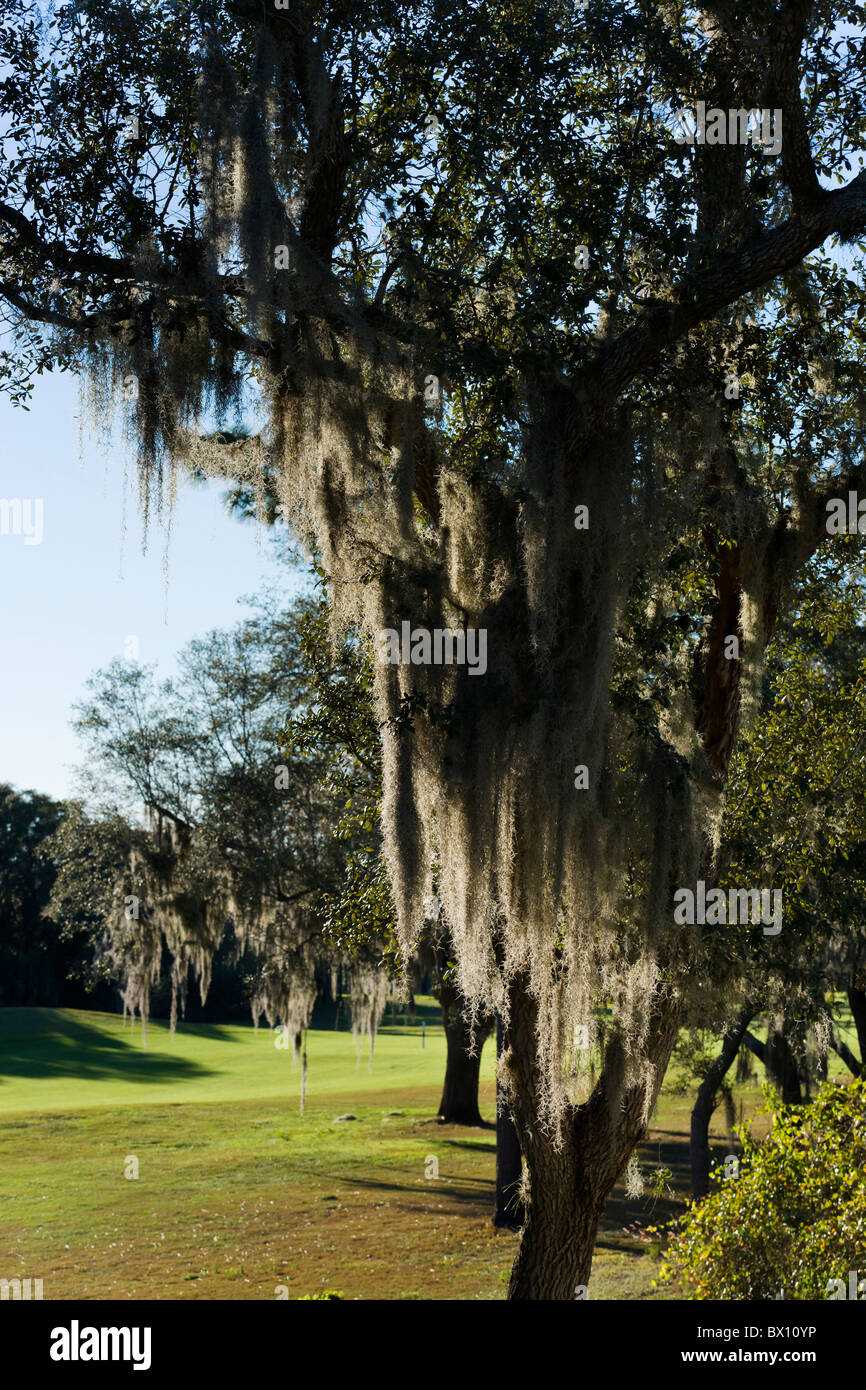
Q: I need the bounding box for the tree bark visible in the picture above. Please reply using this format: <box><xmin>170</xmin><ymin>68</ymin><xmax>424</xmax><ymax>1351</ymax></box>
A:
<box><xmin>506</xmin><ymin>1118</ymin><xmax>598</xmax><ymax>1299</ymax></box>
<box><xmin>493</xmin><ymin>1018</ymin><xmax>525</xmax><ymax>1230</ymax></box>
<box><xmin>503</xmin><ymin>971</ymin><xmax>683</xmax><ymax>1299</ymax></box>
<box><xmin>744</xmin><ymin>1024</ymin><xmax>803</xmax><ymax>1104</ymax></box>
<box><xmin>436</xmin><ymin>979</ymin><xmax>492</xmax><ymax>1126</ymax></box>
<box><xmin>690</xmin><ymin>1009</ymin><xmax>752</xmax><ymax>1200</ymax></box>
<box><xmin>769</xmin><ymin>1029</ymin><xmax>803</xmax><ymax>1104</ymax></box>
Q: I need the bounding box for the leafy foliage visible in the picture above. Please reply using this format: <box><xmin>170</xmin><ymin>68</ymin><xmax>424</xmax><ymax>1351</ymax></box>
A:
<box><xmin>0</xmin><ymin>784</ymin><xmax>68</xmax><ymax>1004</ymax></box>
<box><xmin>660</xmin><ymin>1078</ymin><xmax>866</xmax><ymax>1299</ymax></box>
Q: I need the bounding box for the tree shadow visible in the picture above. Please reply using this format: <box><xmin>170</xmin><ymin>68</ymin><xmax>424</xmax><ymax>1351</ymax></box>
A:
<box><xmin>438</xmin><ymin>1137</ymin><xmax>497</xmax><ymax>1152</ymax></box>
<box><xmin>0</xmin><ymin>1008</ymin><xmax>219</xmax><ymax>1086</ymax></box>
<box><xmin>319</xmin><ymin>1170</ymin><xmax>494</xmax><ymax>1210</ymax></box>
<box><xmin>596</xmin><ymin>1131</ymin><xmax>692</xmax><ymax>1252</ymax></box>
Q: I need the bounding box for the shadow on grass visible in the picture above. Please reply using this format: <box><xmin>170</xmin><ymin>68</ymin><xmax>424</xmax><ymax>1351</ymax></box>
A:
<box><xmin>320</xmin><ymin>1170</ymin><xmax>494</xmax><ymax>1209</ymax></box>
<box><xmin>596</xmin><ymin>1131</ymin><xmax>693</xmax><ymax>1253</ymax></box>
<box><xmin>0</xmin><ymin>1008</ymin><xmax>220</xmax><ymax>1086</ymax></box>
<box><xmin>438</xmin><ymin>1137</ymin><xmax>497</xmax><ymax>1150</ymax></box>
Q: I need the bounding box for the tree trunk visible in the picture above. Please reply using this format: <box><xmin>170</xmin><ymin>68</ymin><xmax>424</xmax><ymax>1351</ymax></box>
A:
<box><xmin>503</xmin><ymin>971</ymin><xmax>683</xmax><ymax>1299</ymax></box>
<box><xmin>744</xmin><ymin>1024</ymin><xmax>803</xmax><ymax>1104</ymax></box>
<box><xmin>769</xmin><ymin>1029</ymin><xmax>803</xmax><ymax>1104</ymax></box>
<box><xmin>437</xmin><ymin>980</ymin><xmax>492</xmax><ymax>1126</ymax></box>
<box><xmin>690</xmin><ymin>1009</ymin><xmax>752</xmax><ymax>1200</ymax></box>
<box><xmin>507</xmin><ymin>1121</ymin><xmax>600</xmax><ymax>1298</ymax></box>
<box><xmin>493</xmin><ymin>1018</ymin><xmax>525</xmax><ymax>1229</ymax></box>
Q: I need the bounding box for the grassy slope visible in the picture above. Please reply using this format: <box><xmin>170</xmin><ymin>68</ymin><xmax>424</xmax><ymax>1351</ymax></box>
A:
<box><xmin>0</xmin><ymin>1000</ymin><xmax>474</xmax><ymax>1113</ymax></box>
<box><xmin>1</xmin><ymin>1002</ymin><xmax>840</xmax><ymax>1300</ymax></box>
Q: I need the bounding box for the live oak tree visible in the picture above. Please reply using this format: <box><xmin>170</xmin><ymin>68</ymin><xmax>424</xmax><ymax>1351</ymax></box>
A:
<box><xmin>41</xmin><ymin>799</ymin><xmax>246</xmax><ymax>1024</ymax></box>
<box><xmin>3</xmin><ymin>0</ymin><xmax>866</xmax><ymax>1298</ymax></box>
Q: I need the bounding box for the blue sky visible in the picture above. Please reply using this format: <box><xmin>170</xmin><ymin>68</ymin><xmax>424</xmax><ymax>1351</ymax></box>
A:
<box><xmin>0</xmin><ymin>369</ymin><xmax>305</xmax><ymax>802</ymax></box>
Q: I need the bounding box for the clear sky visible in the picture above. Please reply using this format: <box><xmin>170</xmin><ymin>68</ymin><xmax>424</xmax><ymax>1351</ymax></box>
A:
<box><xmin>0</xmin><ymin>369</ymin><xmax>305</xmax><ymax>803</ymax></box>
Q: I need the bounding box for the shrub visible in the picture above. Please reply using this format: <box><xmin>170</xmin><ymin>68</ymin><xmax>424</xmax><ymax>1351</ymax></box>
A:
<box><xmin>659</xmin><ymin>1079</ymin><xmax>866</xmax><ymax>1299</ymax></box>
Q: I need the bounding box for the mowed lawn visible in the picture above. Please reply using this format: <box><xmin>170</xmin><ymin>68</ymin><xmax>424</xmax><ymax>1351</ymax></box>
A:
<box><xmin>0</xmin><ymin>1001</ymin><xmax>462</xmax><ymax>1112</ymax></box>
<box><xmin>0</xmin><ymin>1003</ymin><xmax>775</xmax><ymax>1300</ymax></box>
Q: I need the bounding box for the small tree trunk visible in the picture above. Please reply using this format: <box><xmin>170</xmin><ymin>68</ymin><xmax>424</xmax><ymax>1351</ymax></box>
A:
<box><xmin>767</xmin><ymin>1027</ymin><xmax>803</xmax><ymax>1104</ymax></box>
<box><xmin>437</xmin><ymin>981</ymin><xmax>492</xmax><ymax>1125</ymax></box>
<box><xmin>690</xmin><ymin>1009</ymin><xmax>752</xmax><ymax>1200</ymax></box>
<box><xmin>493</xmin><ymin>1018</ymin><xmax>525</xmax><ymax>1229</ymax></box>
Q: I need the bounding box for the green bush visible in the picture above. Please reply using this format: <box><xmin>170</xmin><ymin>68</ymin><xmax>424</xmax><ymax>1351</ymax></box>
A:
<box><xmin>660</xmin><ymin>1079</ymin><xmax>866</xmax><ymax>1300</ymax></box>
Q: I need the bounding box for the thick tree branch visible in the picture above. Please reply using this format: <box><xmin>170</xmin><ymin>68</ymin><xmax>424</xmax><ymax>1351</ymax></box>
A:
<box><xmin>743</xmin><ymin>1029</ymin><xmax>766</xmax><ymax>1063</ymax></box>
<box><xmin>583</xmin><ymin>170</ymin><xmax>866</xmax><ymax>418</ymax></box>
<box><xmin>226</xmin><ymin>0</ymin><xmax>350</xmax><ymax>264</ymax></box>
<box><xmin>0</xmin><ymin>202</ymin><xmax>133</xmax><ymax>279</ymax></box>
<box><xmin>767</xmin><ymin>0</ymin><xmax>824</xmax><ymax>213</ymax></box>
<box><xmin>0</xmin><ymin>202</ymin><xmax>248</xmax><ymax>299</ymax></box>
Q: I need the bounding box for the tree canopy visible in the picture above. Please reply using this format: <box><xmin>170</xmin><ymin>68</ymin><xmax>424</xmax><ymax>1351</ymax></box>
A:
<box><xmin>4</xmin><ymin>0</ymin><xmax>866</xmax><ymax>1297</ymax></box>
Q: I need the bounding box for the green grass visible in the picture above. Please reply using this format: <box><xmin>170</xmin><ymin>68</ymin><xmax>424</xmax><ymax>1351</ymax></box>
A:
<box><xmin>0</xmin><ymin>1000</ymin><xmax>474</xmax><ymax>1113</ymax></box>
<box><xmin>0</xmin><ymin>1002</ymin><xmax>811</xmax><ymax>1299</ymax></box>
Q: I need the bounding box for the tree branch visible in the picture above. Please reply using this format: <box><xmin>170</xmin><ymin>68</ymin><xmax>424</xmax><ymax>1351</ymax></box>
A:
<box><xmin>743</xmin><ymin>1029</ymin><xmax>766</xmax><ymax>1063</ymax></box>
<box><xmin>767</xmin><ymin>0</ymin><xmax>824</xmax><ymax>213</ymax></box>
<box><xmin>583</xmin><ymin>170</ymin><xmax>866</xmax><ymax>419</ymax></box>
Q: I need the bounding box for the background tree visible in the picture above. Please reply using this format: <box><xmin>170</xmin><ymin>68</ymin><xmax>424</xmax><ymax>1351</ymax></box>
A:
<box><xmin>0</xmin><ymin>785</ymin><xmax>69</xmax><ymax>1005</ymax></box>
<box><xmin>662</xmin><ymin>1078</ymin><xmax>866</xmax><ymax>1300</ymax></box>
<box><xmin>42</xmin><ymin>798</ymin><xmax>254</xmax><ymax>1021</ymax></box>
<box><xmin>3</xmin><ymin>0</ymin><xmax>866</xmax><ymax>1297</ymax></box>
<box><xmin>47</xmin><ymin>596</ymin><xmax>350</xmax><ymax>1040</ymax></box>
<box><xmin>688</xmin><ymin>551</ymin><xmax>866</xmax><ymax>1193</ymax></box>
